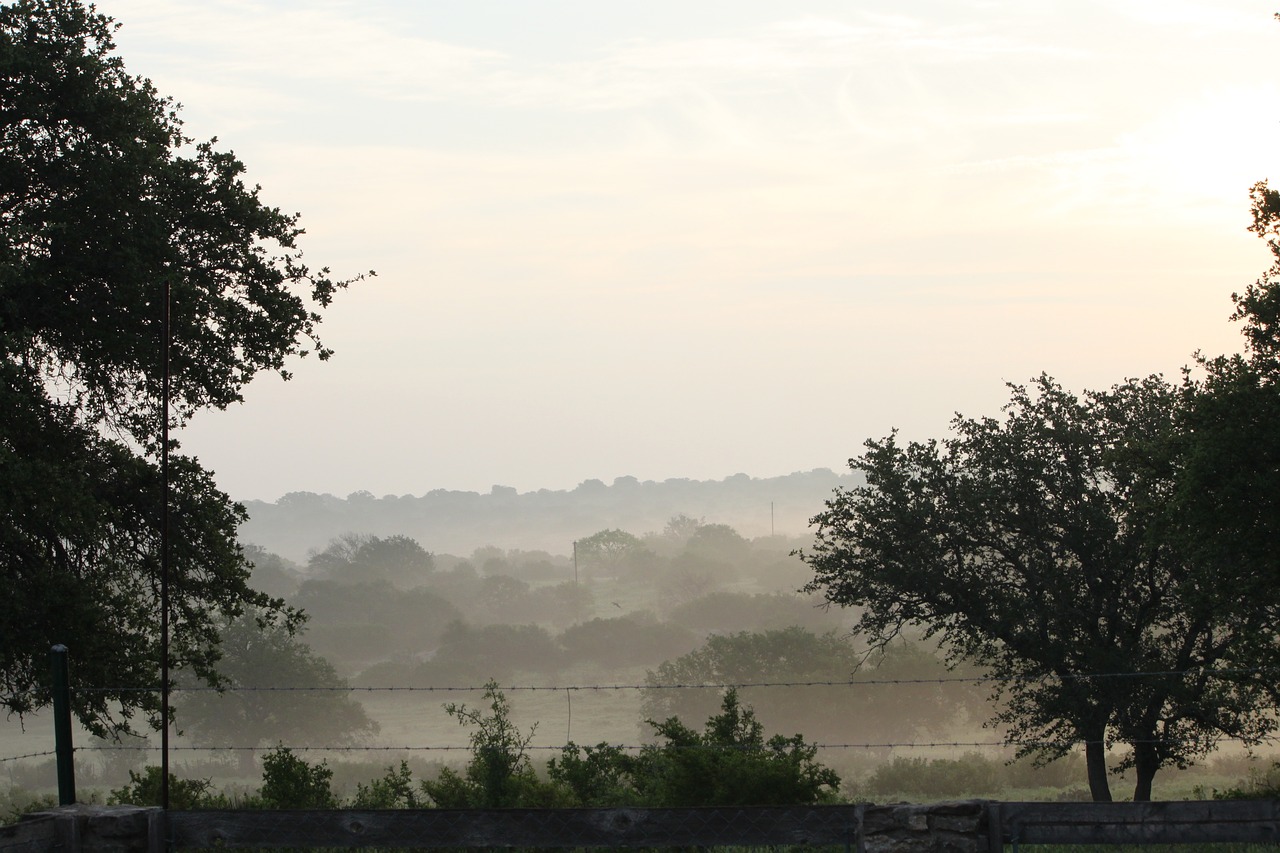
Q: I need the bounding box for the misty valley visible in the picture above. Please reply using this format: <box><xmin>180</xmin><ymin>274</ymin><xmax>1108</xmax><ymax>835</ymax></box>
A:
<box><xmin>5</xmin><ymin>503</ymin><xmax>1275</xmax><ymax>812</ymax></box>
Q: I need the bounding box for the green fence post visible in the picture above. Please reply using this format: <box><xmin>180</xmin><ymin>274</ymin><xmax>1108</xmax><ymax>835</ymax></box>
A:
<box><xmin>51</xmin><ymin>644</ymin><xmax>76</xmax><ymax>805</ymax></box>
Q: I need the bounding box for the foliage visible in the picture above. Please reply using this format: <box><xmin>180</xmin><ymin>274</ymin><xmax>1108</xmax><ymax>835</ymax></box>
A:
<box><xmin>243</xmin><ymin>545</ymin><xmax>304</xmax><ymax>599</ymax></box>
<box><xmin>350</xmin><ymin>761</ymin><xmax>423</xmax><ymax>809</ymax></box>
<box><xmin>0</xmin><ymin>789</ymin><xmax>57</xmax><ymax>825</ymax></box>
<box><xmin>576</xmin><ymin>529</ymin><xmax>648</xmax><ymax>575</ymax></box>
<box><xmin>108</xmin><ymin>766</ymin><xmax>226</xmax><ymax>809</ymax></box>
<box><xmin>557</xmin><ymin>615</ymin><xmax>697</xmax><ymax>669</ymax></box>
<box><xmin>665</xmin><ymin>591</ymin><xmax>845</xmax><ymax>634</ymax></box>
<box><xmin>0</xmin><ymin>0</ymin><xmax>363</xmax><ymax>734</ymax></box>
<box><xmin>420</xmin><ymin>680</ymin><xmax>559</xmax><ymax>808</ymax></box>
<box><xmin>802</xmin><ymin>375</ymin><xmax>1280</xmax><ymax>802</ymax></box>
<box><xmin>258</xmin><ymin>746</ymin><xmax>336</xmax><ymax>809</ymax></box>
<box><xmin>308</xmin><ymin>534</ymin><xmax>434</xmax><ymax>587</ymax></box>
<box><xmin>1211</xmin><ymin>762</ymin><xmax>1280</xmax><ymax>800</ymax></box>
<box><xmin>864</xmin><ymin>754</ymin><xmax>1002</xmax><ymax>800</ymax></box>
<box><xmin>427</xmin><ymin>622</ymin><xmax>563</xmax><ymax>681</ymax></box>
<box><xmin>643</xmin><ymin>628</ymin><xmax>970</xmax><ymax>746</ymax></box>
<box><xmin>1235</xmin><ymin>179</ymin><xmax>1280</xmax><ymax>366</ymax></box>
<box><xmin>291</xmin><ymin>580</ymin><xmax>461</xmax><ymax>667</ymax></box>
<box><xmin>554</xmin><ymin>689</ymin><xmax>839</xmax><ymax>807</ymax></box>
<box><xmin>684</xmin><ymin>523</ymin><xmax>752</xmax><ymax>565</ymax></box>
<box><xmin>546</xmin><ymin>743</ymin><xmax>639</xmax><ymax>807</ymax></box>
<box><xmin>176</xmin><ymin>612</ymin><xmax>377</xmax><ymax>750</ymax></box>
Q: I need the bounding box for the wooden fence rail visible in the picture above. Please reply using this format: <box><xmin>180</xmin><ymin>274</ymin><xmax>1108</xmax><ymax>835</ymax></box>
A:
<box><xmin>4</xmin><ymin>800</ymin><xmax>1279</xmax><ymax>851</ymax></box>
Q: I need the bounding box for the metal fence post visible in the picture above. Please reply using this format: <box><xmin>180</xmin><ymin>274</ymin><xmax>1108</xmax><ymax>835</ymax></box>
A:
<box><xmin>51</xmin><ymin>643</ymin><xmax>76</xmax><ymax>805</ymax></box>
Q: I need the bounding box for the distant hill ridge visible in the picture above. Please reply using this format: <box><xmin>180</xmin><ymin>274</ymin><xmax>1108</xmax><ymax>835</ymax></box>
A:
<box><xmin>239</xmin><ymin>468</ymin><xmax>862</xmax><ymax>561</ymax></box>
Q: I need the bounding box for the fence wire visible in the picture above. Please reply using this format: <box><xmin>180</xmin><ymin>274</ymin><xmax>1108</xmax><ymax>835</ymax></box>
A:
<box><xmin>5</xmin><ymin>667</ymin><xmax>1280</xmax><ymax>765</ymax></box>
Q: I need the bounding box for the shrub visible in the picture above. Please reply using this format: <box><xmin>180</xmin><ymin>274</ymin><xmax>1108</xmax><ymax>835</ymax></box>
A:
<box><xmin>107</xmin><ymin>767</ymin><xmax>226</xmax><ymax>809</ymax></box>
<box><xmin>257</xmin><ymin>747</ymin><xmax>336</xmax><ymax>809</ymax></box>
<box><xmin>865</xmin><ymin>753</ymin><xmax>1001</xmax><ymax>799</ymax></box>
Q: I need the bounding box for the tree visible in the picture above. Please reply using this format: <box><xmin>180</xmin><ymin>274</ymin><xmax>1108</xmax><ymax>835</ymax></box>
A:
<box><xmin>290</xmin><ymin>579</ymin><xmax>462</xmax><ymax>668</ymax></box>
<box><xmin>576</xmin><ymin>529</ymin><xmax>647</xmax><ymax>574</ymax></box>
<box><xmin>176</xmin><ymin>613</ymin><xmax>377</xmax><ymax>765</ymax></box>
<box><xmin>0</xmin><ymin>0</ymin><xmax>365</xmax><ymax>734</ymax></box>
<box><xmin>307</xmin><ymin>534</ymin><xmax>434</xmax><ymax>587</ymax></box>
<box><xmin>802</xmin><ymin>375</ymin><xmax>1280</xmax><ymax>801</ymax></box>
<box><xmin>1166</xmin><ymin>178</ymin><xmax>1280</xmax><ymax>601</ymax></box>
<box><xmin>557</xmin><ymin>614</ymin><xmax>697</xmax><ymax>669</ymax></box>
<box><xmin>642</xmin><ymin>628</ymin><xmax>973</xmax><ymax>747</ymax></box>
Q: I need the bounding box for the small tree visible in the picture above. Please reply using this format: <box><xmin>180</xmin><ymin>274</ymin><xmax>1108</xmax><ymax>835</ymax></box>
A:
<box><xmin>421</xmin><ymin>680</ymin><xmax>557</xmax><ymax>808</ymax></box>
<box><xmin>177</xmin><ymin>612</ymin><xmax>377</xmax><ymax>768</ymax></box>
<box><xmin>0</xmin><ymin>0</ymin><xmax>365</xmax><ymax>736</ymax></box>
<box><xmin>576</xmin><ymin>529</ymin><xmax>648</xmax><ymax>576</ymax></box>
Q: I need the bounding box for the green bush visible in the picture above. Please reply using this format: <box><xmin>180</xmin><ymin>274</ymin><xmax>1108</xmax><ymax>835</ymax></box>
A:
<box><xmin>865</xmin><ymin>753</ymin><xmax>1001</xmax><ymax>799</ymax></box>
<box><xmin>257</xmin><ymin>747</ymin><xmax>336</xmax><ymax>809</ymax></box>
<box><xmin>107</xmin><ymin>767</ymin><xmax>227</xmax><ymax>809</ymax></box>
<box><xmin>350</xmin><ymin>761</ymin><xmax>422</xmax><ymax>809</ymax></box>
<box><xmin>552</xmin><ymin>689</ymin><xmax>841</xmax><ymax>807</ymax></box>
<box><xmin>1212</xmin><ymin>761</ymin><xmax>1280</xmax><ymax>799</ymax></box>
<box><xmin>420</xmin><ymin>681</ymin><xmax>564</xmax><ymax>808</ymax></box>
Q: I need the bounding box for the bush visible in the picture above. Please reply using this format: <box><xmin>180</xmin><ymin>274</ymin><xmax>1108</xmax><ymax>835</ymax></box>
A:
<box><xmin>420</xmin><ymin>681</ymin><xmax>563</xmax><ymax>808</ymax></box>
<box><xmin>350</xmin><ymin>761</ymin><xmax>422</xmax><ymax>808</ymax></box>
<box><xmin>1212</xmin><ymin>761</ymin><xmax>1280</xmax><ymax>799</ymax></box>
<box><xmin>257</xmin><ymin>747</ymin><xmax>336</xmax><ymax>809</ymax></box>
<box><xmin>865</xmin><ymin>753</ymin><xmax>1001</xmax><ymax>799</ymax></box>
<box><xmin>1</xmin><ymin>789</ymin><xmax>57</xmax><ymax>825</ymax></box>
<box><xmin>552</xmin><ymin>689</ymin><xmax>841</xmax><ymax>808</ymax></box>
<box><xmin>107</xmin><ymin>767</ymin><xmax>227</xmax><ymax>809</ymax></box>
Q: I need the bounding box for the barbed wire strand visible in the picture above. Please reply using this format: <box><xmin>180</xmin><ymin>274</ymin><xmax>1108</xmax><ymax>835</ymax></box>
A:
<box><xmin>70</xmin><ymin>664</ymin><xmax>1280</xmax><ymax>696</ymax></box>
<box><xmin>0</xmin><ymin>750</ymin><xmax>56</xmax><ymax>764</ymax></box>
<box><xmin>5</xmin><ymin>730</ymin><xmax>1275</xmax><ymax>766</ymax></box>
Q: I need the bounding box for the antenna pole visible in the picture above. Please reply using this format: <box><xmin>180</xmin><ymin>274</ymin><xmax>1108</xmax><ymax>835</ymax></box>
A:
<box><xmin>160</xmin><ymin>280</ymin><xmax>171</xmax><ymax>811</ymax></box>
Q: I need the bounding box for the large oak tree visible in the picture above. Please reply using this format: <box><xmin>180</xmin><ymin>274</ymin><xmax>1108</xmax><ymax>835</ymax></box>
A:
<box><xmin>802</xmin><ymin>373</ymin><xmax>1280</xmax><ymax>801</ymax></box>
<box><xmin>0</xmin><ymin>0</ymin><xmax>365</xmax><ymax>734</ymax></box>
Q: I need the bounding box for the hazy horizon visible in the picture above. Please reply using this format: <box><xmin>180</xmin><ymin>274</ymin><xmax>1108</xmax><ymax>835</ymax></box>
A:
<box><xmin>96</xmin><ymin>0</ymin><xmax>1278</xmax><ymax>502</ymax></box>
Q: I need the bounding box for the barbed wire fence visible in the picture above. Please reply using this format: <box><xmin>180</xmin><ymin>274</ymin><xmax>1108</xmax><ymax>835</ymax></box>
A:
<box><xmin>6</xmin><ymin>667</ymin><xmax>1280</xmax><ymax>767</ymax></box>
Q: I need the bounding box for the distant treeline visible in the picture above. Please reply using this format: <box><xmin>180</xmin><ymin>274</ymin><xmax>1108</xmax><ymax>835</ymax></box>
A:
<box><xmin>239</xmin><ymin>469</ymin><xmax>862</xmax><ymax>560</ymax></box>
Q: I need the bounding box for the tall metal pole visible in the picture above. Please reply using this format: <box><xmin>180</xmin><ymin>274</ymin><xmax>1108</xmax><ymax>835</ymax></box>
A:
<box><xmin>50</xmin><ymin>645</ymin><xmax>75</xmax><ymax>805</ymax></box>
<box><xmin>160</xmin><ymin>280</ymin><xmax>171</xmax><ymax>811</ymax></box>
<box><xmin>572</xmin><ymin>541</ymin><xmax>578</xmax><ymax>585</ymax></box>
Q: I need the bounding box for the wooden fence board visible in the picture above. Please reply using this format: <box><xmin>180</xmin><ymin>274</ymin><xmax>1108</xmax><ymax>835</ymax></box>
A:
<box><xmin>19</xmin><ymin>798</ymin><xmax>1278</xmax><ymax>850</ymax></box>
<box><xmin>1000</xmin><ymin>800</ymin><xmax>1280</xmax><ymax>844</ymax></box>
<box><xmin>170</xmin><ymin>806</ymin><xmax>868</xmax><ymax>849</ymax></box>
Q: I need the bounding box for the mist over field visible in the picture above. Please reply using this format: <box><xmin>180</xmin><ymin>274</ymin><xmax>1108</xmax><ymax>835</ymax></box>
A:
<box><xmin>3</xmin><ymin>468</ymin><xmax>1274</xmax><ymax>809</ymax></box>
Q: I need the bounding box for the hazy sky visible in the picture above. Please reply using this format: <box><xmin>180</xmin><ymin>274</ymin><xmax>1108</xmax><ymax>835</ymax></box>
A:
<box><xmin>100</xmin><ymin>0</ymin><xmax>1279</xmax><ymax>501</ymax></box>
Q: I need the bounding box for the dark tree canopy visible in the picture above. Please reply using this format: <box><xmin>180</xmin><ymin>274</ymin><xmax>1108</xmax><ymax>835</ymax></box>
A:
<box><xmin>803</xmin><ymin>375</ymin><xmax>1280</xmax><ymax>802</ymax></box>
<box><xmin>307</xmin><ymin>533</ymin><xmax>435</xmax><ymax>587</ymax></box>
<box><xmin>176</xmin><ymin>613</ymin><xmax>377</xmax><ymax>754</ymax></box>
<box><xmin>0</xmin><ymin>0</ymin><xmax>364</xmax><ymax>733</ymax></box>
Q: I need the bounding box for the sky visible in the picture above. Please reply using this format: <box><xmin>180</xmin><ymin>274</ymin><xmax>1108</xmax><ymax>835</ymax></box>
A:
<box><xmin>98</xmin><ymin>0</ymin><xmax>1280</xmax><ymax>502</ymax></box>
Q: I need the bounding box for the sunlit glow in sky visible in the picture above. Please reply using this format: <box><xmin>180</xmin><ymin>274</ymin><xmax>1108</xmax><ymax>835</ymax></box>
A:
<box><xmin>101</xmin><ymin>0</ymin><xmax>1280</xmax><ymax>501</ymax></box>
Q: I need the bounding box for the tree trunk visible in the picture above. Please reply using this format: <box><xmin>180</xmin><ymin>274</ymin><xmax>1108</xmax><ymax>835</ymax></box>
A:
<box><xmin>1084</xmin><ymin>736</ymin><xmax>1112</xmax><ymax>802</ymax></box>
<box><xmin>1132</xmin><ymin>742</ymin><xmax>1158</xmax><ymax>802</ymax></box>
